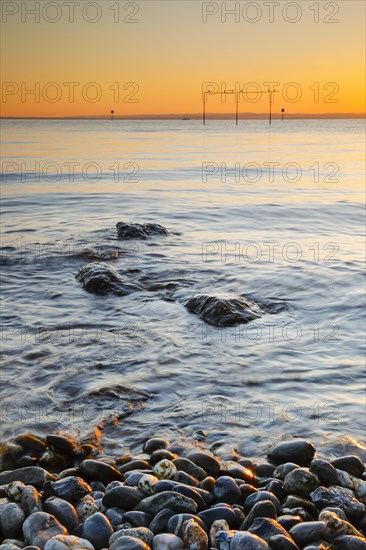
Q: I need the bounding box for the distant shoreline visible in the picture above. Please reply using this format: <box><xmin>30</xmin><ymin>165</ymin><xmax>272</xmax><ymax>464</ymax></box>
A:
<box><xmin>1</xmin><ymin>113</ymin><xmax>365</xmax><ymax>121</ymax></box>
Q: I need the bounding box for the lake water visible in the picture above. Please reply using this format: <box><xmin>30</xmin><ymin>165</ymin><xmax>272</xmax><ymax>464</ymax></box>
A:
<box><xmin>1</xmin><ymin>119</ymin><xmax>365</xmax><ymax>459</ymax></box>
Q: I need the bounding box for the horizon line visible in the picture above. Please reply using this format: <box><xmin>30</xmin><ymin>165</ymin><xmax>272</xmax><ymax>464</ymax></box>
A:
<box><xmin>1</xmin><ymin>112</ymin><xmax>365</xmax><ymax>121</ymax></box>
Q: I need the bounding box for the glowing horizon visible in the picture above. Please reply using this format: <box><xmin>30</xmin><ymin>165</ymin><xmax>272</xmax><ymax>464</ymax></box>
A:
<box><xmin>1</xmin><ymin>1</ymin><xmax>365</xmax><ymax>118</ymax></box>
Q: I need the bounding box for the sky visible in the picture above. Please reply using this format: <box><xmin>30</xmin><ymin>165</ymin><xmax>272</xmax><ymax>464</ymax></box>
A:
<box><xmin>1</xmin><ymin>0</ymin><xmax>365</xmax><ymax>117</ymax></box>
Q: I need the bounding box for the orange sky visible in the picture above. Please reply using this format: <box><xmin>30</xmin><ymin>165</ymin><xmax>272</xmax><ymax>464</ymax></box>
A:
<box><xmin>1</xmin><ymin>0</ymin><xmax>365</xmax><ymax>117</ymax></box>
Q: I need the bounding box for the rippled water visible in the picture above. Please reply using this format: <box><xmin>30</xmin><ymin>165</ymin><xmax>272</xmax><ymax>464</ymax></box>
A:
<box><xmin>1</xmin><ymin>119</ymin><xmax>365</xmax><ymax>459</ymax></box>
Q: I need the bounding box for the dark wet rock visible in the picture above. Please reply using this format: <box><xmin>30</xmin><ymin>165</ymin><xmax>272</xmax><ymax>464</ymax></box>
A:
<box><xmin>332</xmin><ymin>535</ymin><xmax>366</xmax><ymax>549</ymax></box>
<box><xmin>255</xmin><ymin>463</ymin><xmax>276</xmax><ymax>478</ymax></box>
<box><xmin>150</xmin><ymin>450</ymin><xmax>177</xmax><ymax>466</ymax></box>
<box><xmin>172</xmin><ymin>485</ymin><xmax>206</xmax><ymax>511</ymax></box>
<box><xmin>154</xmin><ymin>480</ymin><xmax>177</xmax><ymax>493</ymax></box>
<box><xmin>173</xmin><ymin>471</ymin><xmax>199</xmax><ymax>487</ymax></box>
<box><xmin>240</xmin><ymin>500</ymin><xmax>277</xmax><ymax>530</ymax></box>
<box><xmin>116</xmin><ymin>221</ymin><xmax>168</xmax><ymax>240</ymax></box>
<box><xmin>200</xmin><ymin>476</ymin><xmax>216</xmax><ymax>493</ymax></box>
<box><xmin>46</xmin><ymin>436</ymin><xmax>76</xmax><ymax>455</ymax></box>
<box><xmin>277</xmin><ymin>515</ymin><xmax>303</xmax><ymax>531</ymax></box>
<box><xmin>284</xmin><ymin>468</ymin><xmax>319</xmax><ymax>497</ymax></box>
<box><xmin>167</xmin><ymin>513</ymin><xmax>207</xmax><ymax>538</ymax></box>
<box><xmin>231</xmin><ymin>532</ymin><xmax>269</xmax><ymax>549</ymax></box>
<box><xmin>248</xmin><ymin>517</ymin><xmax>296</xmax><ymax>543</ymax></box>
<box><xmin>135</xmin><ymin>491</ymin><xmax>197</xmax><ymax>515</ymax></box>
<box><xmin>283</xmin><ymin>495</ymin><xmax>317</xmax><ymax>515</ymax></box>
<box><xmin>265</xmin><ymin>480</ymin><xmax>285</xmax><ymax>501</ymax></box>
<box><xmin>172</xmin><ymin>458</ymin><xmax>207</xmax><ymax>481</ymax></box>
<box><xmin>269</xmin><ymin>536</ymin><xmax>300</xmax><ymax>550</ymax></box>
<box><xmin>143</xmin><ymin>438</ymin><xmax>169</xmax><ymax>454</ymax></box>
<box><xmin>184</xmin><ymin>294</ymin><xmax>263</xmax><ymax>327</ymax></box>
<box><xmin>102</xmin><ymin>486</ymin><xmax>142</xmax><ymax>509</ymax></box>
<box><xmin>149</xmin><ymin>508</ymin><xmax>175</xmax><ymax>535</ymax></box>
<box><xmin>82</xmin><ymin>512</ymin><xmax>113</xmax><ymax>550</ymax></box>
<box><xmin>43</xmin><ymin>497</ymin><xmax>78</xmax><ymax>532</ymax></box>
<box><xmin>310</xmin><ymin>459</ymin><xmax>338</xmax><ymax>486</ymax></box>
<box><xmin>232</xmin><ymin>507</ymin><xmax>245</xmax><ymax>527</ymax></box>
<box><xmin>49</xmin><ymin>477</ymin><xmax>92</xmax><ymax>504</ymax></box>
<box><xmin>90</xmin><ymin>481</ymin><xmax>105</xmax><ymax>492</ymax></box>
<box><xmin>43</xmin><ymin>535</ymin><xmax>94</xmax><ymax>550</ymax></box>
<box><xmin>0</xmin><ymin>502</ymin><xmax>25</xmax><ymax>538</ymax></box>
<box><xmin>212</xmin><ymin>476</ymin><xmax>241</xmax><ymax>504</ymax></box>
<box><xmin>197</xmin><ymin>506</ymin><xmax>237</xmax><ymax>528</ymax></box>
<box><xmin>21</xmin><ymin>486</ymin><xmax>42</xmax><ymax>516</ymax></box>
<box><xmin>14</xmin><ymin>435</ymin><xmax>46</xmax><ymax>457</ymax></box>
<box><xmin>331</xmin><ymin>456</ymin><xmax>365</xmax><ymax>478</ymax></box>
<box><xmin>119</xmin><ymin>460</ymin><xmax>151</xmax><ymax>474</ymax></box>
<box><xmin>0</xmin><ymin>468</ymin><xmax>56</xmax><ymax>489</ymax></box>
<box><xmin>76</xmin><ymin>262</ymin><xmax>141</xmax><ymax>296</ymax></box>
<box><xmin>239</xmin><ymin>484</ymin><xmax>258</xmax><ymax>501</ymax></box>
<box><xmin>79</xmin><ymin>460</ymin><xmax>123</xmax><ymax>484</ymax></box>
<box><xmin>105</xmin><ymin>506</ymin><xmax>125</xmax><ymax>527</ymax></box>
<box><xmin>123</xmin><ymin>511</ymin><xmax>153</xmax><ymax>528</ymax></box>
<box><xmin>282</xmin><ymin>507</ymin><xmax>313</xmax><ymax>522</ymax></box>
<box><xmin>187</xmin><ymin>452</ymin><xmax>221</xmax><ymax>478</ymax></box>
<box><xmin>268</xmin><ymin>440</ymin><xmax>316</xmax><ymax>466</ymax></box>
<box><xmin>244</xmin><ymin>491</ymin><xmax>281</xmax><ymax>514</ymax></box>
<box><xmin>273</xmin><ymin>463</ymin><xmax>299</xmax><ymax>480</ymax></box>
<box><xmin>109</xmin><ymin>536</ymin><xmax>149</xmax><ymax>550</ymax></box>
<box><xmin>221</xmin><ymin>463</ymin><xmax>254</xmax><ymax>484</ymax></box>
<box><xmin>16</xmin><ymin>456</ymin><xmax>38</xmax><ymax>468</ymax></box>
<box><xmin>269</xmin><ymin>534</ymin><xmax>300</xmax><ymax>550</ymax></box>
<box><xmin>310</xmin><ymin>486</ymin><xmax>365</xmax><ymax>520</ymax></box>
<box><xmin>289</xmin><ymin>521</ymin><xmax>326</xmax><ymax>545</ymax></box>
<box><xmin>22</xmin><ymin>512</ymin><xmax>68</xmax><ymax>549</ymax></box>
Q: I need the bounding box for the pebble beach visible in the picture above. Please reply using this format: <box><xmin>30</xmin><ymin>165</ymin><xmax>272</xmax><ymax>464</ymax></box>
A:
<box><xmin>0</xmin><ymin>433</ymin><xmax>366</xmax><ymax>549</ymax></box>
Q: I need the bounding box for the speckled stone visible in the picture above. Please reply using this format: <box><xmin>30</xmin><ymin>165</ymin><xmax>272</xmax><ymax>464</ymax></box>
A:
<box><xmin>182</xmin><ymin>518</ymin><xmax>208</xmax><ymax>550</ymax></box>
<box><xmin>284</xmin><ymin>468</ymin><xmax>319</xmax><ymax>497</ymax></box>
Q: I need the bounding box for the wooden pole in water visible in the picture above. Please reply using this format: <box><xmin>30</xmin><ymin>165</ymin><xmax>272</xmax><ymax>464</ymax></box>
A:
<box><xmin>281</xmin><ymin>108</ymin><xmax>285</xmax><ymax>121</ymax></box>
<box><xmin>235</xmin><ymin>91</ymin><xmax>239</xmax><ymax>126</ymax></box>
<box><xmin>203</xmin><ymin>93</ymin><xmax>206</xmax><ymax>125</ymax></box>
<box><xmin>111</xmin><ymin>110</ymin><xmax>114</xmax><ymax>121</ymax></box>
<box><xmin>268</xmin><ymin>89</ymin><xmax>272</xmax><ymax>126</ymax></box>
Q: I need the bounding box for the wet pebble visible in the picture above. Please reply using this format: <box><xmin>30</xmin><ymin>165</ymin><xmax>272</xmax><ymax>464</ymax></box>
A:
<box><xmin>43</xmin><ymin>497</ymin><xmax>78</xmax><ymax>533</ymax></box>
<box><xmin>22</xmin><ymin>512</ymin><xmax>68</xmax><ymax>549</ymax></box>
<box><xmin>268</xmin><ymin>440</ymin><xmax>315</xmax><ymax>466</ymax></box>
<box><xmin>0</xmin><ymin>502</ymin><xmax>25</xmax><ymax>538</ymax></box>
<box><xmin>81</xmin><ymin>512</ymin><xmax>113</xmax><ymax>550</ymax></box>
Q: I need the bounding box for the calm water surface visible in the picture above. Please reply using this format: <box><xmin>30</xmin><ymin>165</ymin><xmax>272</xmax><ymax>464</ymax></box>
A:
<box><xmin>1</xmin><ymin>119</ymin><xmax>365</xmax><ymax>458</ymax></box>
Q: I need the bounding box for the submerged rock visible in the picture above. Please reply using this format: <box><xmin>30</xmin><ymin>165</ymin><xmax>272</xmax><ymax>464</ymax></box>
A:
<box><xmin>76</xmin><ymin>263</ymin><xmax>141</xmax><ymax>295</ymax></box>
<box><xmin>184</xmin><ymin>294</ymin><xmax>263</xmax><ymax>327</ymax></box>
<box><xmin>116</xmin><ymin>222</ymin><xmax>168</xmax><ymax>240</ymax></box>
